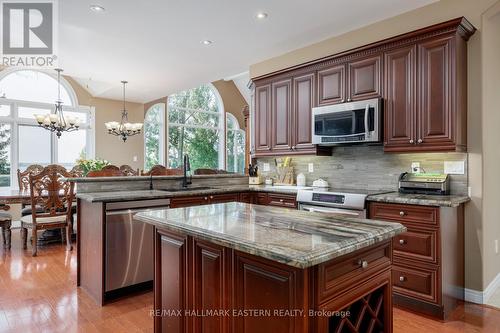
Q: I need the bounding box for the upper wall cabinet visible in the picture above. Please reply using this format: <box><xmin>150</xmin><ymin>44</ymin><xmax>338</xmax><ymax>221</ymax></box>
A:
<box><xmin>251</xmin><ymin>17</ymin><xmax>475</xmax><ymax>157</ymax></box>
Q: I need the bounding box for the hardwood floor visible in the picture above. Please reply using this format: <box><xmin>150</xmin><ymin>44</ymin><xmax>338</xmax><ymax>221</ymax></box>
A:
<box><xmin>1</xmin><ymin>230</ymin><xmax>500</xmax><ymax>332</ymax></box>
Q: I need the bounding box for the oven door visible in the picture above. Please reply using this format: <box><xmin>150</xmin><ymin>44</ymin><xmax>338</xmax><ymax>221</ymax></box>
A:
<box><xmin>312</xmin><ymin>98</ymin><xmax>381</xmax><ymax>144</ymax></box>
<box><xmin>299</xmin><ymin>204</ymin><xmax>366</xmax><ymax>219</ymax></box>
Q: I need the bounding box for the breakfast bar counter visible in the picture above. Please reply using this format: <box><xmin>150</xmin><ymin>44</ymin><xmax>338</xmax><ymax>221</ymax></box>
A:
<box><xmin>135</xmin><ymin>202</ymin><xmax>405</xmax><ymax>333</ymax></box>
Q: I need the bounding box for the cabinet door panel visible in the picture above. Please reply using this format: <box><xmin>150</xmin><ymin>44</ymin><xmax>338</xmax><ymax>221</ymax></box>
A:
<box><xmin>233</xmin><ymin>252</ymin><xmax>301</xmax><ymax>332</ymax></box>
<box><xmin>348</xmin><ymin>55</ymin><xmax>382</xmax><ymax>101</ymax></box>
<box><xmin>209</xmin><ymin>193</ymin><xmax>240</xmax><ymax>204</ymax></box>
<box><xmin>318</xmin><ymin>65</ymin><xmax>345</xmax><ymax>105</ymax></box>
<box><xmin>155</xmin><ymin>231</ymin><xmax>189</xmax><ymax>333</ymax></box>
<box><xmin>170</xmin><ymin>196</ymin><xmax>208</xmax><ymax>208</ymax></box>
<box><xmin>193</xmin><ymin>240</ymin><xmax>227</xmax><ymax>333</ymax></box>
<box><xmin>418</xmin><ymin>36</ymin><xmax>454</xmax><ymax>147</ymax></box>
<box><xmin>255</xmin><ymin>84</ymin><xmax>272</xmax><ymax>152</ymax></box>
<box><xmin>384</xmin><ymin>45</ymin><xmax>417</xmax><ymax>150</ymax></box>
<box><xmin>271</xmin><ymin>79</ymin><xmax>292</xmax><ymax>151</ymax></box>
<box><xmin>293</xmin><ymin>73</ymin><xmax>315</xmax><ymax>151</ymax></box>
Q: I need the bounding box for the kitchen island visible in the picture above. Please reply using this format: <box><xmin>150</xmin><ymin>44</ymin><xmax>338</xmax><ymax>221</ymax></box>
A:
<box><xmin>135</xmin><ymin>202</ymin><xmax>405</xmax><ymax>333</ymax></box>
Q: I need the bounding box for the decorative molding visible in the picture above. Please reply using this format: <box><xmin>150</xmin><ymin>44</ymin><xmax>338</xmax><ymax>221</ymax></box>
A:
<box><xmin>252</xmin><ymin>17</ymin><xmax>476</xmax><ymax>85</ymax></box>
<box><xmin>464</xmin><ymin>272</ymin><xmax>500</xmax><ymax>304</ymax></box>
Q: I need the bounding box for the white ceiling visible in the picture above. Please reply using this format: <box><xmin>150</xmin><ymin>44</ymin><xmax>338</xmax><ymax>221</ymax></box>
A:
<box><xmin>60</xmin><ymin>0</ymin><xmax>435</xmax><ymax>103</ymax></box>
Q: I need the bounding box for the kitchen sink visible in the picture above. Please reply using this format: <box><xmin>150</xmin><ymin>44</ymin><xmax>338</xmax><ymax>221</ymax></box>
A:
<box><xmin>159</xmin><ymin>186</ymin><xmax>215</xmax><ymax>192</ymax></box>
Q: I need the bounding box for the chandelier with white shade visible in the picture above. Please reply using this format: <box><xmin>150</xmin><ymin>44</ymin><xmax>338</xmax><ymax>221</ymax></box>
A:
<box><xmin>105</xmin><ymin>81</ymin><xmax>143</xmax><ymax>142</ymax></box>
<box><xmin>35</xmin><ymin>68</ymin><xmax>80</xmax><ymax>138</ymax></box>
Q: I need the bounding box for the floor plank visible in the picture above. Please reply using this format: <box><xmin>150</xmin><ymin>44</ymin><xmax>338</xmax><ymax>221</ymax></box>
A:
<box><xmin>1</xmin><ymin>230</ymin><xmax>500</xmax><ymax>332</ymax></box>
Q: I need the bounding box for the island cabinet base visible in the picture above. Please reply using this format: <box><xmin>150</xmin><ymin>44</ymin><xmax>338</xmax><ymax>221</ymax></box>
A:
<box><xmin>153</xmin><ymin>227</ymin><xmax>394</xmax><ymax>333</ymax></box>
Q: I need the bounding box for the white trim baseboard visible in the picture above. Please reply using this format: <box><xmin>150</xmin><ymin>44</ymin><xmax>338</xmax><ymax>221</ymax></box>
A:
<box><xmin>465</xmin><ymin>272</ymin><xmax>500</xmax><ymax>304</ymax></box>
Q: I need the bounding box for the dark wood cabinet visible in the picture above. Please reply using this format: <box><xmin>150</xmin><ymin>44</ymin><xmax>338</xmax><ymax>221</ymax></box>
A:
<box><xmin>317</xmin><ymin>65</ymin><xmax>345</xmax><ymax>105</ymax></box>
<box><xmin>254</xmin><ymin>84</ymin><xmax>272</xmax><ymax>153</ymax></box>
<box><xmin>271</xmin><ymin>79</ymin><xmax>293</xmax><ymax>152</ymax></box>
<box><xmin>384</xmin><ymin>45</ymin><xmax>416</xmax><ymax>149</ymax></box>
<box><xmin>193</xmin><ymin>240</ymin><xmax>228</xmax><ymax>333</ymax></box>
<box><xmin>155</xmin><ymin>230</ymin><xmax>189</xmax><ymax>333</ymax></box>
<box><xmin>348</xmin><ymin>55</ymin><xmax>382</xmax><ymax>101</ymax></box>
<box><xmin>170</xmin><ymin>196</ymin><xmax>209</xmax><ymax>208</ymax></box>
<box><xmin>252</xmin><ymin>18</ymin><xmax>474</xmax><ymax>156</ymax></box>
<box><xmin>293</xmin><ymin>73</ymin><xmax>316</xmax><ymax>152</ymax></box>
<box><xmin>418</xmin><ymin>36</ymin><xmax>455</xmax><ymax>148</ymax></box>
<box><xmin>368</xmin><ymin>201</ymin><xmax>465</xmax><ymax>319</ymax></box>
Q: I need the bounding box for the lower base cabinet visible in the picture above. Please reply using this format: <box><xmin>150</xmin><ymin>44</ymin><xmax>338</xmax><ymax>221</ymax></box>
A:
<box><xmin>368</xmin><ymin>201</ymin><xmax>464</xmax><ymax>319</ymax></box>
<box><xmin>154</xmin><ymin>227</ymin><xmax>394</xmax><ymax>333</ymax></box>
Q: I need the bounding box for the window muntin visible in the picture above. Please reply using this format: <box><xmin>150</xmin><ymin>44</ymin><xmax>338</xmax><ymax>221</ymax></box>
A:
<box><xmin>167</xmin><ymin>84</ymin><xmax>224</xmax><ymax>170</ymax></box>
<box><xmin>226</xmin><ymin>113</ymin><xmax>245</xmax><ymax>174</ymax></box>
<box><xmin>0</xmin><ymin>69</ymin><xmax>94</xmax><ymax>188</ymax></box>
<box><xmin>144</xmin><ymin>103</ymin><xmax>165</xmax><ymax>170</ymax></box>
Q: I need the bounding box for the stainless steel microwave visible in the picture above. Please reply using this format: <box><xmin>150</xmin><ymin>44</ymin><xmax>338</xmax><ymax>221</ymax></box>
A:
<box><xmin>312</xmin><ymin>98</ymin><xmax>382</xmax><ymax>145</ymax></box>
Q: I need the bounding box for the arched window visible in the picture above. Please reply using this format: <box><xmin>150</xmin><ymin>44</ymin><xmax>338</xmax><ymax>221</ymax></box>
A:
<box><xmin>167</xmin><ymin>84</ymin><xmax>224</xmax><ymax>170</ymax></box>
<box><xmin>226</xmin><ymin>113</ymin><xmax>245</xmax><ymax>174</ymax></box>
<box><xmin>0</xmin><ymin>69</ymin><xmax>94</xmax><ymax>188</ymax></box>
<box><xmin>144</xmin><ymin>103</ymin><xmax>165</xmax><ymax>170</ymax></box>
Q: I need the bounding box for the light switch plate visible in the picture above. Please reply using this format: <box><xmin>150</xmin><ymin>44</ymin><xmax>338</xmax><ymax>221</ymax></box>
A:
<box><xmin>263</xmin><ymin>163</ymin><xmax>270</xmax><ymax>172</ymax></box>
<box><xmin>411</xmin><ymin>162</ymin><xmax>421</xmax><ymax>173</ymax></box>
<box><xmin>444</xmin><ymin>161</ymin><xmax>465</xmax><ymax>175</ymax></box>
<box><xmin>133</xmin><ymin>156</ymin><xmax>138</xmax><ymax>162</ymax></box>
<box><xmin>308</xmin><ymin>163</ymin><xmax>314</xmax><ymax>173</ymax></box>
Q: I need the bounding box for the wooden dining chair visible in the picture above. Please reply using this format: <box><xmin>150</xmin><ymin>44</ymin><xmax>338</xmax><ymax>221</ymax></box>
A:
<box><xmin>141</xmin><ymin>165</ymin><xmax>183</xmax><ymax>176</ymax></box>
<box><xmin>20</xmin><ymin>165</ymin><xmax>75</xmax><ymax>256</ymax></box>
<box><xmin>0</xmin><ymin>205</ymin><xmax>12</xmax><ymax>250</ymax></box>
<box><xmin>120</xmin><ymin>165</ymin><xmax>139</xmax><ymax>176</ymax></box>
<box><xmin>194</xmin><ymin>168</ymin><xmax>232</xmax><ymax>175</ymax></box>
<box><xmin>69</xmin><ymin>165</ymin><xmax>84</xmax><ymax>177</ymax></box>
<box><xmin>17</xmin><ymin>164</ymin><xmax>44</xmax><ymax>191</ymax></box>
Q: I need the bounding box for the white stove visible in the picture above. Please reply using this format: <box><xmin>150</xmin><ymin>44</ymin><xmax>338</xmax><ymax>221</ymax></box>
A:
<box><xmin>296</xmin><ymin>188</ymin><xmax>389</xmax><ymax>219</ymax></box>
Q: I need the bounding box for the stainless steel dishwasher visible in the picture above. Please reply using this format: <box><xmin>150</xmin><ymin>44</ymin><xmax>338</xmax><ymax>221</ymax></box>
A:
<box><xmin>104</xmin><ymin>199</ymin><xmax>170</xmax><ymax>293</ymax></box>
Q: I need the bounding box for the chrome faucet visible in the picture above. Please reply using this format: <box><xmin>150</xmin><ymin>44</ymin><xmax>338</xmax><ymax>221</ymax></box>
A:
<box><xmin>183</xmin><ymin>154</ymin><xmax>192</xmax><ymax>188</ymax></box>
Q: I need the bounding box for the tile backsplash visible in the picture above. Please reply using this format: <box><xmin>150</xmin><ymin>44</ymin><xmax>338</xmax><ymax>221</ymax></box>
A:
<box><xmin>256</xmin><ymin>146</ymin><xmax>468</xmax><ymax>195</ymax></box>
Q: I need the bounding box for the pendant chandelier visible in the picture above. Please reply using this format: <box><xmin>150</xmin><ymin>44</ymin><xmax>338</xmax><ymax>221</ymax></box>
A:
<box><xmin>35</xmin><ymin>68</ymin><xmax>80</xmax><ymax>138</ymax></box>
<box><xmin>105</xmin><ymin>81</ymin><xmax>142</xmax><ymax>142</ymax></box>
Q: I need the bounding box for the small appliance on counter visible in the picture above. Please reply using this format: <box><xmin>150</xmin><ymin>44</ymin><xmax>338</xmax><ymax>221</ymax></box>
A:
<box><xmin>296</xmin><ymin>173</ymin><xmax>306</xmax><ymax>187</ymax></box>
<box><xmin>248</xmin><ymin>164</ymin><xmax>263</xmax><ymax>185</ymax></box>
<box><xmin>398</xmin><ymin>172</ymin><xmax>450</xmax><ymax>195</ymax></box>
<box><xmin>312</xmin><ymin>178</ymin><xmax>329</xmax><ymax>188</ymax></box>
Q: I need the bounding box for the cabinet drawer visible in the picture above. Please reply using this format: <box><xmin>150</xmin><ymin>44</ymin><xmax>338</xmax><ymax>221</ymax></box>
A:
<box><xmin>256</xmin><ymin>193</ymin><xmax>269</xmax><ymax>205</ymax></box>
<box><xmin>393</xmin><ymin>227</ymin><xmax>438</xmax><ymax>264</ymax></box>
<box><xmin>209</xmin><ymin>193</ymin><xmax>239</xmax><ymax>204</ymax></box>
<box><xmin>317</xmin><ymin>241</ymin><xmax>391</xmax><ymax>303</ymax></box>
<box><xmin>393</xmin><ymin>264</ymin><xmax>438</xmax><ymax>303</ymax></box>
<box><xmin>369</xmin><ymin>202</ymin><xmax>438</xmax><ymax>226</ymax></box>
<box><xmin>238</xmin><ymin>192</ymin><xmax>254</xmax><ymax>204</ymax></box>
<box><xmin>170</xmin><ymin>196</ymin><xmax>208</xmax><ymax>208</ymax></box>
<box><xmin>267</xmin><ymin>194</ymin><xmax>297</xmax><ymax>208</ymax></box>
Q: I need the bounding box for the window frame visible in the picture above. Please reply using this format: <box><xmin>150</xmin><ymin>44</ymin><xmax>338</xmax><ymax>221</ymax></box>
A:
<box><xmin>0</xmin><ymin>69</ymin><xmax>95</xmax><ymax>188</ymax></box>
<box><xmin>226</xmin><ymin>113</ymin><xmax>245</xmax><ymax>174</ymax></box>
<box><xmin>143</xmin><ymin>103</ymin><xmax>166</xmax><ymax>169</ymax></box>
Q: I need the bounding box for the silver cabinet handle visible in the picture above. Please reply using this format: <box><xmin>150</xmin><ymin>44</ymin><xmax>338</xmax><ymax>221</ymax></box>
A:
<box><xmin>409</xmin><ymin>139</ymin><xmax>414</xmax><ymax>144</ymax></box>
<box><xmin>341</xmin><ymin>99</ymin><xmax>346</xmax><ymax>103</ymax></box>
<box><xmin>399</xmin><ymin>211</ymin><xmax>406</xmax><ymax>217</ymax></box>
<box><xmin>399</xmin><ymin>239</ymin><xmax>406</xmax><ymax>245</ymax></box>
<box><xmin>399</xmin><ymin>276</ymin><xmax>406</xmax><ymax>282</ymax></box>
<box><xmin>291</xmin><ymin>146</ymin><xmax>296</xmax><ymax>150</ymax></box>
<box><xmin>279</xmin><ymin>199</ymin><xmax>284</xmax><ymax>203</ymax></box>
<box><xmin>210</xmin><ymin>195</ymin><xmax>214</xmax><ymax>199</ymax></box>
<box><xmin>347</xmin><ymin>98</ymin><xmax>352</xmax><ymax>102</ymax></box>
<box><xmin>417</xmin><ymin>139</ymin><xmax>423</xmax><ymax>144</ymax></box>
<box><xmin>204</xmin><ymin>197</ymin><xmax>208</xmax><ymax>200</ymax></box>
<box><xmin>358</xmin><ymin>260</ymin><xmax>368</xmax><ymax>269</ymax></box>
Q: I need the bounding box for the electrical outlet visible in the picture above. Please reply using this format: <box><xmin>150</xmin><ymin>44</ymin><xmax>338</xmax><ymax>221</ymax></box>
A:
<box><xmin>495</xmin><ymin>240</ymin><xmax>499</xmax><ymax>254</ymax></box>
<box><xmin>444</xmin><ymin>161</ymin><xmax>465</xmax><ymax>175</ymax></box>
<box><xmin>308</xmin><ymin>163</ymin><xmax>314</xmax><ymax>173</ymax></box>
<box><xmin>468</xmin><ymin>186</ymin><xmax>472</xmax><ymax>197</ymax></box>
<box><xmin>263</xmin><ymin>163</ymin><xmax>270</xmax><ymax>172</ymax></box>
<box><xmin>133</xmin><ymin>156</ymin><xmax>138</xmax><ymax>162</ymax></box>
<box><xmin>411</xmin><ymin>162</ymin><xmax>421</xmax><ymax>173</ymax></box>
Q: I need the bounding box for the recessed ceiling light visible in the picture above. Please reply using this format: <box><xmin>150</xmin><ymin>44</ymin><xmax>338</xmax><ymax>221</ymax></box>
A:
<box><xmin>201</xmin><ymin>40</ymin><xmax>213</xmax><ymax>45</ymax></box>
<box><xmin>256</xmin><ymin>12</ymin><xmax>268</xmax><ymax>20</ymax></box>
<box><xmin>90</xmin><ymin>5</ymin><xmax>105</xmax><ymax>13</ymax></box>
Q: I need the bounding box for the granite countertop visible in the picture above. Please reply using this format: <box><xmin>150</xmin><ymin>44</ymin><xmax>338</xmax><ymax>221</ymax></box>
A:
<box><xmin>366</xmin><ymin>191</ymin><xmax>470</xmax><ymax>207</ymax></box>
<box><xmin>66</xmin><ymin>174</ymin><xmax>246</xmax><ymax>183</ymax></box>
<box><xmin>76</xmin><ymin>185</ymin><xmax>308</xmax><ymax>202</ymax></box>
<box><xmin>135</xmin><ymin>202</ymin><xmax>406</xmax><ymax>268</ymax></box>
